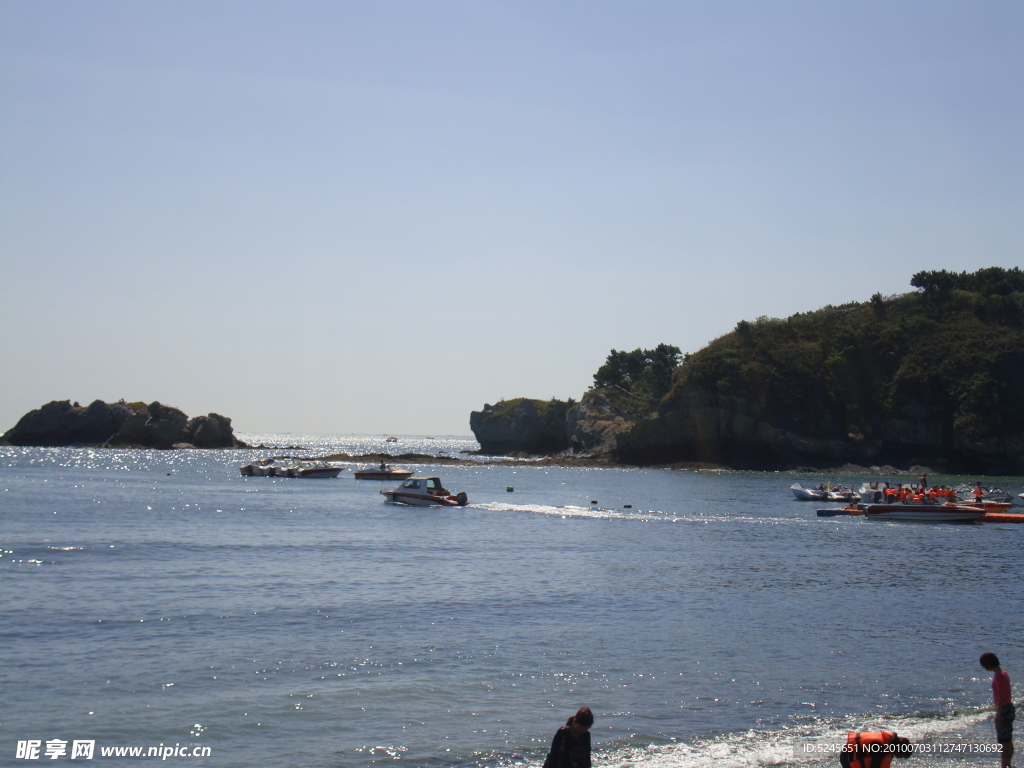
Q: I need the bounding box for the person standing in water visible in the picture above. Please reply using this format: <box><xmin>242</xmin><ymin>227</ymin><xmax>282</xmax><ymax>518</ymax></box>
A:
<box><xmin>980</xmin><ymin>652</ymin><xmax>1015</xmax><ymax>768</ymax></box>
<box><xmin>543</xmin><ymin>707</ymin><xmax>593</xmax><ymax>768</ymax></box>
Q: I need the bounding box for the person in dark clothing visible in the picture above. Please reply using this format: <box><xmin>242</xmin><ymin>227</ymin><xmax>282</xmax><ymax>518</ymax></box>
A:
<box><xmin>543</xmin><ymin>707</ymin><xmax>593</xmax><ymax>768</ymax></box>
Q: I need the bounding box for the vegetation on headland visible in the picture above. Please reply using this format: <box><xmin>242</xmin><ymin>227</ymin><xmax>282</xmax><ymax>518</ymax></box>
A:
<box><xmin>472</xmin><ymin>267</ymin><xmax>1024</xmax><ymax>473</ymax></box>
<box><xmin>676</xmin><ymin>267</ymin><xmax>1024</xmax><ymax>446</ymax></box>
<box><xmin>475</xmin><ymin>397</ymin><xmax>572</xmax><ymax>423</ymax></box>
<box><xmin>592</xmin><ymin>344</ymin><xmax>682</xmax><ymax>404</ymax></box>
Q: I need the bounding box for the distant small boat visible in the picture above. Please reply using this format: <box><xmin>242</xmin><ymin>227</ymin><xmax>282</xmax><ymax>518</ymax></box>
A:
<box><xmin>864</xmin><ymin>503</ymin><xmax>984</xmax><ymax>524</ymax></box>
<box><xmin>385</xmin><ymin>436</ymin><xmax>398</xmax><ymax>442</ymax></box>
<box><xmin>381</xmin><ymin>477</ymin><xmax>468</xmax><ymax>506</ymax></box>
<box><xmin>354</xmin><ymin>464</ymin><xmax>413</xmax><ymax>480</ymax></box>
<box><xmin>240</xmin><ymin>458</ymin><xmax>343</xmax><ymax>479</ymax></box>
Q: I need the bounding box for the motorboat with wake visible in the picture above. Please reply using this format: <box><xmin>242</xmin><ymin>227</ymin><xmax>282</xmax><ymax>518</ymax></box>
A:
<box><xmin>381</xmin><ymin>477</ymin><xmax>468</xmax><ymax>506</ymax></box>
<box><xmin>240</xmin><ymin>457</ymin><xmax>344</xmax><ymax>478</ymax></box>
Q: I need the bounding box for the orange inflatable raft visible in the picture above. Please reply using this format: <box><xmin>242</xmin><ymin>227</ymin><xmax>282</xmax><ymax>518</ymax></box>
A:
<box><xmin>980</xmin><ymin>511</ymin><xmax>1024</xmax><ymax>524</ymax></box>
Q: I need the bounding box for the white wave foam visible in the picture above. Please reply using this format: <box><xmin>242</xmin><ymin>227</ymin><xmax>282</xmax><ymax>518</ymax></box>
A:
<box><xmin>588</xmin><ymin>709</ymin><xmax>993</xmax><ymax>768</ymax></box>
<box><xmin>474</xmin><ymin>501</ymin><xmax>675</xmax><ymax>521</ymax></box>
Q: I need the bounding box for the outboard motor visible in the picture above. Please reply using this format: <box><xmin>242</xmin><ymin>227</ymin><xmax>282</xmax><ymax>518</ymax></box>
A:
<box><xmin>456</xmin><ymin>491</ymin><xmax>468</xmax><ymax>506</ymax></box>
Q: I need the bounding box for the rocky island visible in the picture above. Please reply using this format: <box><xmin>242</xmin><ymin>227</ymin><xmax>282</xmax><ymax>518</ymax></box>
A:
<box><xmin>1</xmin><ymin>400</ymin><xmax>247</xmax><ymax>449</ymax></box>
<box><xmin>471</xmin><ymin>268</ymin><xmax>1024</xmax><ymax>474</ymax></box>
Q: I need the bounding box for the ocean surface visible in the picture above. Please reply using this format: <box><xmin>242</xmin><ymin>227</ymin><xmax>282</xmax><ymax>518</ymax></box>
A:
<box><xmin>2</xmin><ymin>434</ymin><xmax>1022</xmax><ymax>768</ymax></box>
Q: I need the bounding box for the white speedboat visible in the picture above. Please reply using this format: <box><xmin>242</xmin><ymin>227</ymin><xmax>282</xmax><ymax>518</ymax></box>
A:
<box><xmin>863</xmin><ymin>503</ymin><xmax>984</xmax><ymax>524</ymax></box>
<box><xmin>791</xmin><ymin>483</ymin><xmax>860</xmax><ymax>502</ymax></box>
<box><xmin>381</xmin><ymin>477</ymin><xmax>468</xmax><ymax>506</ymax></box>
<box><xmin>354</xmin><ymin>464</ymin><xmax>414</xmax><ymax>480</ymax></box>
<box><xmin>957</xmin><ymin>485</ymin><xmax>1014</xmax><ymax>504</ymax></box>
<box><xmin>791</xmin><ymin>483</ymin><xmax>827</xmax><ymax>501</ymax></box>
<box><xmin>826</xmin><ymin>485</ymin><xmax>861</xmax><ymax>502</ymax></box>
<box><xmin>240</xmin><ymin>458</ymin><xmax>343</xmax><ymax>478</ymax></box>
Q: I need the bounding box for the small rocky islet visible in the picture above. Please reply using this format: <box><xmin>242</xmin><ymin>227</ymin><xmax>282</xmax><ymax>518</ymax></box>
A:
<box><xmin>0</xmin><ymin>399</ymin><xmax>246</xmax><ymax>449</ymax></box>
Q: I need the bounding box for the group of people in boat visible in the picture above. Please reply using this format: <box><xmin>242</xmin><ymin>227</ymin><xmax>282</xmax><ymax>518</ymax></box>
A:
<box><xmin>862</xmin><ymin>478</ymin><xmax>988</xmax><ymax>506</ymax></box>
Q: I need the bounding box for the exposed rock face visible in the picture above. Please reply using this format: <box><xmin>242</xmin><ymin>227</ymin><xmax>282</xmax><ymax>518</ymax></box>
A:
<box><xmin>616</xmin><ymin>382</ymin><xmax>1024</xmax><ymax>473</ymax></box>
<box><xmin>567</xmin><ymin>391</ymin><xmax>638</xmax><ymax>456</ymax></box>
<box><xmin>2</xmin><ymin>400</ymin><xmax>247</xmax><ymax>449</ymax></box>
<box><xmin>470</xmin><ymin>399</ymin><xmax>570</xmax><ymax>455</ymax></box>
<box><xmin>615</xmin><ymin>388</ymin><xmax>882</xmax><ymax>470</ymax></box>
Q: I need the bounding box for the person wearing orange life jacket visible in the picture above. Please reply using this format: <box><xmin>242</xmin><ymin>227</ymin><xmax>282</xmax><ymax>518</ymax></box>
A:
<box><xmin>839</xmin><ymin>731</ymin><xmax>912</xmax><ymax>768</ymax></box>
<box><xmin>882</xmin><ymin>482</ymin><xmax>894</xmax><ymax>503</ymax></box>
<box><xmin>973</xmin><ymin>482</ymin><xmax>986</xmax><ymax>506</ymax></box>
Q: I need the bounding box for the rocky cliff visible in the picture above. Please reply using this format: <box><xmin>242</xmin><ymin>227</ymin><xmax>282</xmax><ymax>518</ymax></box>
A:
<box><xmin>1</xmin><ymin>400</ymin><xmax>247</xmax><ymax>449</ymax></box>
<box><xmin>469</xmin><ymin>398</ymin><xmax>570</xmax><ymax>455</ymax></box>
<box><xmin>471</xmin><ymin>269</ymin><xmax>1024</xmax><ymax>473</ymax></box>
<box><xmin>617</xmin><ymin>287</ymin><xmax>1024</xmax><ymax>473</ymax></box>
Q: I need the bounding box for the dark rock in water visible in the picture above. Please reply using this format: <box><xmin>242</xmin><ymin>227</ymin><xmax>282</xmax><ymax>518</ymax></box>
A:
<box><xmin>1</xmin><ymin>400</ymin><xmax>126</xmax><ymax>446</ymax></box>
<box><xmin>1</xmin><ymin>400</ymin><xmax>247</xmax><ymax>449</ymax></box>
<box><xmin>106</xmin><ymin>401</ymin><xmax>188</xmax><ymax>449</ymax></box>
<box><xmin>470</xmin><ymin>398</ymin><xmax>570</xmax><ymax>455</ymax></box>
<box><xmin>183</xmin><ymin>413</ymin><xmax>239</xmax><ymax>448</ymax></box>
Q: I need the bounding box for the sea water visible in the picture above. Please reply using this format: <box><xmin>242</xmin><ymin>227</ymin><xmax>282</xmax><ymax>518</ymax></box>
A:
<box><xmin>2</xmin><ymin>435</ymin><xmax>1021</xmax><ymax>768</ymax></box>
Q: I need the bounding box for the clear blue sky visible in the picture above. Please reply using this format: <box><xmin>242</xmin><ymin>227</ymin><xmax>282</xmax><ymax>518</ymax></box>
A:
<box><xmin>1</xmin><ymin>1</ymin><xmax>1021</xmax><ymax>436</ymax></box>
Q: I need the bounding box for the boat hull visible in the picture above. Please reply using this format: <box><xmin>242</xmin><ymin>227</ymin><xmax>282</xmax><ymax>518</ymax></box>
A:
<box><xmin>240</xmin><ymin>461</ymin><xmax>342</xmax><ymax>478</ymax></box>
<box><xmin>354</xmin><ymin>470</ymin><xmax>414</xmax><ymax>480</ymax></box>
<box><xmin>864</xmin><ymin>504</ymin><xmax>984</xmax><ymax>523</ymax></box>
<box><xmin>295</xmin><ymin>467</ymin><xmax>343</xmax><ymax>478</ymax></box>
<box><xmin>791</xmin><ymin>484</ymin><xmax>826</xmax><ymax>501</ymax></box>
<box><xmin>380</xmin><ymin>490</ymin><xmax>468</xmax><ymax>507</ymax></box>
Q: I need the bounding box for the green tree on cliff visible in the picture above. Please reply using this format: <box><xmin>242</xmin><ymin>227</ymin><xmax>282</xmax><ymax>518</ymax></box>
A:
<box><xmin>592</xmin><ymin>344</ymin><xmax>682</xmax><ymax>402</ymax></box>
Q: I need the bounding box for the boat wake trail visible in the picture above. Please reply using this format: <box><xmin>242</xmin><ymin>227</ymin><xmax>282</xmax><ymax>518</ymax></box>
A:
<box><xmin>473</xmin><ymin>501</ymin><xmax>673</xmax><ymax>521</ymax></box>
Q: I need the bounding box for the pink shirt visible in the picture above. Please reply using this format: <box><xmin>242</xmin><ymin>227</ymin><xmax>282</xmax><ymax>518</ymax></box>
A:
<box><xmin>992</xmin><ymin>668</ymin><xmax>1011</xmax><ymax>708</ymax></box>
